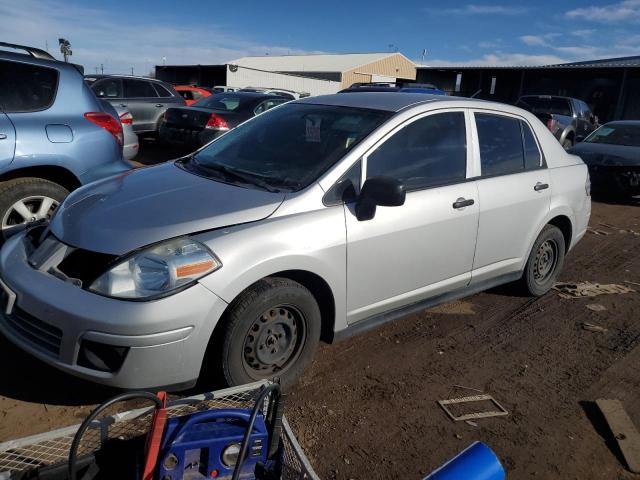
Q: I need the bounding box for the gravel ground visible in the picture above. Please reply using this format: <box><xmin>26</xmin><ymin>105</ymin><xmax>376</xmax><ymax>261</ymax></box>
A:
<box><xmin>0</xmin><ymin>154</ymin><xmax>638</xmax><ymax>479</ymax></box>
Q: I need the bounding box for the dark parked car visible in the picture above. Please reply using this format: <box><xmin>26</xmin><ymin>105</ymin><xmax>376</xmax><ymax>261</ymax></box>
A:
<box><xmin>570</xmin><ymin>121</ymin><xmax>640</xmax><ymax>198</ymax></box>
<box><xmin>340</xmin><ymin>82</ymin><xmax>446</xmax><ymax>95</ymax></box>
<box><xmin>85</xmin><ymin>75</ymin><xmax>185</xmax><ymax>135</ymax></box>
<box><xmin>516</xmin><ymin>95</ymin><xmax>597</xmax><ymax>149</ymax></box>
<box><xmin>159</xmin><ymin>92</ymin><xmax>288</xmax><ymax>148</ymax></box>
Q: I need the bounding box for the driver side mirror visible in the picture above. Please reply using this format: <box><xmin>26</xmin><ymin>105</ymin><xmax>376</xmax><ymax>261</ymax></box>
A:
<box><xmin>355</xmin><ymin>176</ymin><xmax>406</xmax><ymax>221</ymax></box>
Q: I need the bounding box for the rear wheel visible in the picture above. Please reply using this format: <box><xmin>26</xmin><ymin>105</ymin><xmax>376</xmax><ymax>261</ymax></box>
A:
<box><xmin>213</xmin><ymin>277</ymin><xmax>321</xmax><ymax>389</ymax></box>
<box><xmin>520</xmin><ymin>224</ymin><xmax>566</xmax><ymax>296</ymax></box>
<box><xmin>0</xmin><ymin>178</ymin><xmax>69</xmax><ymax>239</ymax></box>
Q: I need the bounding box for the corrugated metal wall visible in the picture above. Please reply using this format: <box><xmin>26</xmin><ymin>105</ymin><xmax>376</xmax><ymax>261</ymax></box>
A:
<box><xmin>342</xmin><ymin>53</ymin><xmax>417</xmax><ymax>88</ymax></box>
<box><xmin>226</xmin><ymin>65</ymin><xmax>341</xmax><ymax>96</ymax></box>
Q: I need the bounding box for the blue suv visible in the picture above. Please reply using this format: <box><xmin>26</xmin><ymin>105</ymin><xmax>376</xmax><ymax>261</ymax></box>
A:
<box><xmin>0</xmin><ymin>42</ymin><xmax>131</xmax><ymax>237</ymax></box>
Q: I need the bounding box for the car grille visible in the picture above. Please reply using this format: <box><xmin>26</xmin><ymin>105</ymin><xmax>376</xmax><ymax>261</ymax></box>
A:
<box><xmin>5</xmin><ymin>307</ymin><xmax>62</xmax><ymax>357</ymax></box>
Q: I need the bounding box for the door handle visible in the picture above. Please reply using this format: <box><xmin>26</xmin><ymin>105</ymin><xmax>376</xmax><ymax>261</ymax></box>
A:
<box><xmin>118</xmin><ymin>104</ymin><xmax>127</xmax><ymax>108</ymax></box>
<box><xmin>534</xmin><ymin>182</ymin><xmax>549</xmax><ymax>191</ymax></box>
<box><xmin>453</xmin><ymin>197</ymin><xmax>474</xmax><ymax>209</ymax></box>
<box><xmin>155</xmin><ymin>104</ymin><xmax>164</xmax><ymax>108</ymax></box>
<box><xmin>0</xmin><ymin>134</ymin><xmax>6</xmax><ymax>140</ymax></box>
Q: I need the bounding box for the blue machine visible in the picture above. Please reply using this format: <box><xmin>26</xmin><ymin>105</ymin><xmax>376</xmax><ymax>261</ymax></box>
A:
<box><xmin>157</xmin><ymin>409</ymin><xmax>269</xmax><ymax>480</ymax></box>
<box><xmin>425</xmin><ymin>442</ymin><xmax>505</xmax><ymax>480</ymax></box>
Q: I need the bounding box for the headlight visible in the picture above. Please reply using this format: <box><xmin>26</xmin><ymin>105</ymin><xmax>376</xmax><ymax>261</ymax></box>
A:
<box><xmin>89</xmin><ymin>237</ymin><xmax>221</xmax><ymax>299</ymax></box>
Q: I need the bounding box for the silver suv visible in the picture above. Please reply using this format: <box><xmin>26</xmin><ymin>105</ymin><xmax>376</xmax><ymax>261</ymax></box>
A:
<box><xmin>0</xmin><ymin>93</ymin><xmax>591</xmax><ymax>389</ymax></box>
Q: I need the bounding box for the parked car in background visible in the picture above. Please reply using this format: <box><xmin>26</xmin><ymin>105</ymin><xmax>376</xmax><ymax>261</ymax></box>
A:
<box><xmin>212</xmin><ymin>86</ymin><xmax>239</xmax><ymax>93</ymax></box>
<box><xmin>114</xmin><ymin>106</ymin><xmax>139</xmax><ymax>161</ymax></box>
<box><xmin>516</xmin><ymin>95</ymin><xmax>597</xmax><ymax>149</ymax></box>
<box><xmin>0</xmin><ymin>42</ymin><xmax>131</xmax><ymax>238</ymax></box>
<box><xmin>342</xmin><ymin>82</ymin><xmax>446</xmax><ymax>95</ymax></box>
<box><xmin>159</xmin><ymin>92</ymin><xmax>288</xmax><ymax>148</ymax></box>
<box><xmin>570</xmin><ymin>121</ymin><xmax>640</xmax><ymax>198</ymax></box>
<box><xmin>175</xmin><ymin>85</ymin><xmax>213</xmax><ymax>106</ymax></box>
<box><xmin>238</xmin><ymin>87</ymin><xmax>307</xmax><ymax>100</ymax></box>
<box><xmin>0</xmin><ymin>93</ymin><xmax>590</xmax><ymax>390</ymax></box>
<box><xmin>85</xmin><ymin>75</ymin><xmax>185</xmax><ymax>135</ymax></box>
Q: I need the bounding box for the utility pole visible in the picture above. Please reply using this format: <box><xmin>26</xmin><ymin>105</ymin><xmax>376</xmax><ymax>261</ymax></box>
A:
<box><xmin>45</xmin><ymin>40</ymin><xmax>49</xmax><ymax>52</ymax></box>
<box><xmin>131</xmin><ymin>67</ymin><xmax>134</xmax><ymax>75</ymax></box>
<box><xmin>100</xmin><ymin>63</ymin><xmax>104</xmax><ymax>74</ymax></box>
<box><xmin>58</xmin><ymin>38</ymin><xmax>72</xmax><ymax>62</ymax></box>
<box><xmin>421</xmin><ymin>48</ymin><xmax>427</xmax><ymax>63</ymax></box>
<box><xmin>95</xmin><ymin>66</ymin><xmax>98</xmax><ymax>74</ymax></box>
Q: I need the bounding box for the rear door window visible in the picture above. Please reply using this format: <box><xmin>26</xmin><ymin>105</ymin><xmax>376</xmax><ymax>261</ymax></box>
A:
<box><xmin>92</xmin><ymin>78</ymin><xmax>122</xmax><ymax>98</ymax></box>
<box><xmin>0</xmin><ymin>60</ymin><xmax>58</xmax><ymax>112</ymax></box>
<box><xmin>366</xmin><ymin>111</ymin><xmax>467</xmax><ymax>190</ymax></box>
<box><xmin>476</xmin><ymin>114</ymin><xmax>523</xmax><ymax>176</ymax></box>
<box><xmin>475</xmin><ymin>113</ymin><xmax>543</xmax><ymax>175</ymax></box>
<box><xmin>178</xmin><ymin>90</ymin><xmax>193</xmax><ymax>101</ymax></box>
<box><xmin>153</xmin><ymin>83</ymin><xmax>173</xmax><ymax>98</ymax></box>
<box><xmin>123</xmin><ymin>79</ymin><xmax>158</xmax><ymax>98</ymax></box>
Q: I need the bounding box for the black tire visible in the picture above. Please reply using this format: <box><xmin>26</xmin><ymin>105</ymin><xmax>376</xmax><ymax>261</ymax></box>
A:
<box><xmin>520</xmin><ymin>224</ymin><xmax>566</xmax><ymax>296</ymax></box>
<box><xmin>562</xmin><ymin>137</ymin><xmax>574</xmax><ymax>150</ymax></box>
<box><xmin>0</xmin><ymin>178</ymin><xmax>69</xmax><ymax>240</ymax></box>
<box><xmin>214</xmin><ymin>277</ymin><xmax>321</xmax><ymax>389</ymax></box>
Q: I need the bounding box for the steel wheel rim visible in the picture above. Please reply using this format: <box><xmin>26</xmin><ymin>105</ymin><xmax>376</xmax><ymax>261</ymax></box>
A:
<box><xmin>533</xmin><ymin>239</ymin><xmax>558</xmax><ymax>285</ymax></box>
<box><xmin>242</xmin><ymin>304</ymin><xmax>306</xmax><ymax>379</ymax></box>
<box><xmin>1</xmin><ymin>196</ymin><xmax>59</xmax><ymax>233</ymax></box>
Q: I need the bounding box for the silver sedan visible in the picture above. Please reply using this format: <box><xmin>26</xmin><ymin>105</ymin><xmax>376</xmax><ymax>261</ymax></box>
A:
<box><xmin>0</xmin><ymin>93</ymin><xmax>591</xmax><ymax>390</ymax></box>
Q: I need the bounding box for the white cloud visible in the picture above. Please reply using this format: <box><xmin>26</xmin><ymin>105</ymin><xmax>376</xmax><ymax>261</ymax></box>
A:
<box><xmin>478</xmin><ymin>40</ymin><xmax>501</xmax><ymax>49</ymax></box>
<box><xmin>566</xmin><ymin>0</ymin><xmax>640</xmax><ymax>22</ymax></box>
<box><xmin>0</xmin><ymin>0</ymin><xmax>319</xmax><ymax>75</ymax></box>
<box><xmin>520</xmin><ymin>35</ymin><xmax>550</xmax><ymax>47</ymax></box>
<box><xmin>570</xmin><ymin>29</ymin><xmax>596</xmax><ymax>38</ymax></box>
<box><xmin>436</xmin><ymin>4</ymin><xmax>529</xmax><ymax>15</ymax></box>
<box><xmin>427</xmin><ymin>52</ymin><xmax>567</xmax><ymax>67</ymax></box>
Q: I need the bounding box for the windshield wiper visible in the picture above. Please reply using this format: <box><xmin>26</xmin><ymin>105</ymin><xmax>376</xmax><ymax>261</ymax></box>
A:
<box><xmin>191</xmin><ymin>161</ymin><xmax>281</xmax><ymax>193</ymax></box>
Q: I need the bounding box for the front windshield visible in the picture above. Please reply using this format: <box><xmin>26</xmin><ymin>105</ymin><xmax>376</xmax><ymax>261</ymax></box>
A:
<box><xmin>185</xmin><ymin>103</ymin><xmax>390</xmax><ymax>192</ymax></box>
<box><xmin>585</xmin><ymin>124</ymin><xmax>640</xmax><ymax>147</ymax></box>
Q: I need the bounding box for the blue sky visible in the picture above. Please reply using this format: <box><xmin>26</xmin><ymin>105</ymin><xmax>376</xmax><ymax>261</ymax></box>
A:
<box><xmin>1</xmin><ymin>0</ymin><xmax>639</xmax><ymax>74</ymax></box>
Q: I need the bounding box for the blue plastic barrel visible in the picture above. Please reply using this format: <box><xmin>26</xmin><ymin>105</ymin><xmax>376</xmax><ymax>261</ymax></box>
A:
<box><xmin>424</xmin><ymin>442</ymin><xmax>505</xmax><ymax>480</ymax></box>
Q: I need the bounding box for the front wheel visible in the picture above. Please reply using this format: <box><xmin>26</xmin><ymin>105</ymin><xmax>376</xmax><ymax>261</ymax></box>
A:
<box><xmin>562</xmin><ymin>138</ymin><xmax>574</xmax><ymax>150</ymax></box>
<box><xmin>520</xmin><ymin>224</ymin><xmax>566</xmax><ymax>296</ymax></box>
<box><xmin>214</xmin><ymin>277</ymin><xmax>321</xmax><ymax>389</ymax></box>
<box><xmin>0</xmin><ymin>178</ymin><xmax>69</xmax><ymax>239</ymax></box>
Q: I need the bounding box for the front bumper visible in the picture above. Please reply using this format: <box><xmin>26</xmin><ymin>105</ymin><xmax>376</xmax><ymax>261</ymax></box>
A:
<box><xmin>0</xmin><ymin>234</ymin><xmax>228</xmax><ymax>389</ymax></box>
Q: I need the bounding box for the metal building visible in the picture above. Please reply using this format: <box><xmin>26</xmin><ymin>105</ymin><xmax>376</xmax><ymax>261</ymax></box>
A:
<box><xmin>228</xmin><ymin>52</ymin><xmax>417</xmax><ymax>89</ymax></box>
<box><xmin>415</xmin><ymin>56</ymin><xmax>640</xmax><ymax>122</ymax></box>
<box><xmin>155</xmin><ymin>52</ymin><xmax>417</xmax><ymax>96</ymax></box>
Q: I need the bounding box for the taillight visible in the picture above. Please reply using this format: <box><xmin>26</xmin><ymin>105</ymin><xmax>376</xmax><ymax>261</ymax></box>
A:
<box><xmin>205</xmin><ymin>113</ymin><xmax>229</xmax><ymax>131</ymax></box>
<box><xmin>546</xmin><ymin>118</ymin><xmax>560</xmax><ymax>134</ymax></box>
<box><xmin>119</xmin><ymin>111</ymin><xmax>133</xmax><ymax>125</ymax></box>
<box><xmin>84</xmin><ymin>112</ymin><xmax>123</xmax><ymax>146</ymax></box>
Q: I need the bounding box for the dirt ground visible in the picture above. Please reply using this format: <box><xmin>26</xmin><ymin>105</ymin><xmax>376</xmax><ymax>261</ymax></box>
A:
<box><xmin>1</xmin><ymin>186</ymin><xmax>639</xmax><ymax>479</ymax></box>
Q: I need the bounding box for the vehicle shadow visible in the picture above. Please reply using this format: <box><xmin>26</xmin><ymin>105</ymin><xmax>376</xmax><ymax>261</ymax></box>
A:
<box><xmin>579</xmin><ymin>400</ymin><xmax>627</xmax><ymax>468</ymax></box>
<box><xmin>591</xmin><ymin>192</ymin><xmax>640</xmax><ymax>207</ymax></box>
<box><xmin>0</xmin><ymin>335</ymin><xmax>119</xmax><ymax>406</ymax></box>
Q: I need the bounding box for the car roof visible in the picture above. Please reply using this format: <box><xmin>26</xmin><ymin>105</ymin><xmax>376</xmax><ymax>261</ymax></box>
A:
<box><xmin>84</xmin><ymin>74</ymin><xmax>167</xmax><ymax>83</ymax></box>
<box><xmin>604</xmin><ymin>120</ymin><xmax>640</xmax><ymax>127</ymax></box>
<box><xmin>295</xmin><ymin>92</ymin><xmax>461</xmax><ymax>112</ymax></box>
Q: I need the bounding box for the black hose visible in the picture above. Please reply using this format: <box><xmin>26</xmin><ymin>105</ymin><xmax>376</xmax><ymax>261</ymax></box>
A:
<box><xmin>231</xmin><ymin>384</ymin><xmax>280</xmax><ymax>480</ymax></box>
<box><xmin>68</xmin><ymin>391</ymin><xmax>163</xmax><ymax>480</ymax></box>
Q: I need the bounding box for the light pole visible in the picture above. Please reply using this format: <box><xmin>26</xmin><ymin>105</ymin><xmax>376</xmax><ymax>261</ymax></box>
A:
<box><xmin>58</xmin><ymin>38</ymin><xmax>72</xmax><ymax>62</ymax></box>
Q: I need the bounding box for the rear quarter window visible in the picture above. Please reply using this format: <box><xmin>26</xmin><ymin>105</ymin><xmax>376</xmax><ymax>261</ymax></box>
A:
<box><xmin>153</xmin><ymin>83</ymin><xmax>174</xmax><ymax>98</ymax></box>
<box><xmin>0</xmin><ymin>60</ymin><xmax>59</xmax><ymax>112</ymax></box>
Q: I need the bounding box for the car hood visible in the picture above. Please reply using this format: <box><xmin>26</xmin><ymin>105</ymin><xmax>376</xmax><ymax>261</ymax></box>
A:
<box><xmin>570</xmin><ymin>142</ymin><xmax>640</xmax><ymax>167</ymax></box>
<box><xmin>50</xmin><ymin>162</ymin><xmax>285</xmax><ymax>255</ymax></box>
